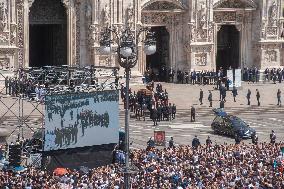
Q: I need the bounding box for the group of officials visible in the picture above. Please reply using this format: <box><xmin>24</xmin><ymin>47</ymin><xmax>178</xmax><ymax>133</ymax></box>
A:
<box><xmin>4</xmin><ymin>76</ymin><xmax>36</xmax><ymax>98</ymax></box>
<box><xmin>121</xmin><ymin>82</ymin><xmax>176</xmax><ymax>126</ymax></box>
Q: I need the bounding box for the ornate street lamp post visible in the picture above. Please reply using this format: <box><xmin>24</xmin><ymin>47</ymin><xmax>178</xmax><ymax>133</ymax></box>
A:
<box><xmin>99</xmin><ymin>26</ymin><xmax>156</xmax><ymax>189</ymax></box>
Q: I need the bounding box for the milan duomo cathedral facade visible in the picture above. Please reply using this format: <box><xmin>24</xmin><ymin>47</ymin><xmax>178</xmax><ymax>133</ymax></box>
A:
<box><xmin>0</xmin><ymin>0</ymin><xmax>284</xmax><ymax>75</ymax></box>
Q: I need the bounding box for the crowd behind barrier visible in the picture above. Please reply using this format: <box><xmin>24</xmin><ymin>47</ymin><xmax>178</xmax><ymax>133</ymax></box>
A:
<box><xmin>0</xmin><ymin>142</ymin><xmax>283</xmax><ymax>188</ymax></box>
<box><xmin>1</xmin><ymin>66</ymin><xmax>120</xmax><ymax>101</ymax></box>
<box><xmin>144</xmin><ymin>67</ymin><xmax>284</xmax><ymax>85</ymax></box>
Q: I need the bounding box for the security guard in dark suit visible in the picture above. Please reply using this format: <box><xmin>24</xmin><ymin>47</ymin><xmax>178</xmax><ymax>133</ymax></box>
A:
<box><xmin>172</xmin><ymin>104</ymin><xmax>176</xmax><ymax>119</ymax></box>
<box><xmin>247</xmin><ymin>89</ymin><xmax>251</xmax><ymax>105</ymax></box>
<box><xmin>191</xmin><ymin>106</ymin><xmax>195</xmax><ymax>122</ymax></box>
<box><xmin>152</xmin><ymin>107</ymin><xmax>158</xmax><ymax>126</ymax></box>
<box><xmin>199</xmin><ymin>89</ymin><xmax>203</xmax><ymax>105</ymax></box>
<box><xmin>208</xmin><ymin>91</ymin><xmax>213</xmax><ymax>107</ymax></box>
<box><xmin>256</xmin><ymin>89</ymin><xmax>260</xmax><ymax>106</ymax></box>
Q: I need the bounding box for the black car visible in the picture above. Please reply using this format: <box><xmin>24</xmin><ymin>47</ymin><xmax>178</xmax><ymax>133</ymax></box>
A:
<box><xmin>211</xmin><ymin>108</ymin><xmax>255</xmax><ymax>139</ymax></box>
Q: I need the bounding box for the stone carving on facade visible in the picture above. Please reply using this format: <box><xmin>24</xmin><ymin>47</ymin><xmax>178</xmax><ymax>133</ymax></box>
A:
<box><xmin>268</xmin><ymin>1</ymin><xmax>277</xmax><ymax>26</ymax></box>
<box><xmin>0</xmin><ymin>48</ymin><xmax>15</xmax><ymax>70</ymax></box>
<box><xmin>205</xmin><ymin>23</ymin><xmax>212</xmax><ymax>42</ymax></box>
<box><xmin>89</xmin><ymin>24</ymin><xmax>100</xmax><ymax>46</ymax></box>
<box><xmin>0</xmin><ymin>1</ymin><xmax>8</xmax><ymax>32</ymax></box>
<box><xmin>191</xmin><ymin>45</ymin><xmax>212</xmax><ymax>53</ymax></box>
<box><xmin>266</xmin><ymin>27</ymin><xmax>278</xmax><ymax>36</ymax></box>
<box><xmin>265</xmin><ymin>50</ymin><xmax>277</xmax><ymax>62</ymax></box>
<box><xmin>216</xmin><ymin>0</ymin><xmax>253</xmax><ymax>9</ymax></box>
<box><xmin>188</xmin><ymin>24</ymin><xmax>195</xmax><ymax>42</ymax></box>
<box><xmin>0</xmin><ymin>32</ymin><xmax>8</xmax><ymax>44</ymax></box>
<box><xmin>214</xmin><ymin>12</ymin><xmax>236</xmax><ymax>23</ymax></box>
<box><xmin>261</xmin><ymin>43</ymin><xmax>280</xmax><ymax>49</ymax></box>
<box><xmin>101</xmin><ymin>4</ymin><xmax>110</xmax><ymax>26</ymax></box>
<box><xmin>144</xmin><ymin>1</ymin><xmax>181</xmax><ymax>10</ymax></box>
<box><xmin>142</xmin><ymin>13</ymin><xmax>172</xmax><ymax>25</ymax></box>
<box><xmin>0</xmin><ymin>58</ymin><xmax>9</xmax><ymax>69</ymax></box>
<box><xmin>195</xmin><ymin>1</ymin><xmax>207</xmax><ymax>40</ymax></box>
<box><xmin>17</xmin><ymin>0</ymin><xmax>24</xmax><ymax>67</ymax></box>
<box><xmin>100</xmin><ymin>56</ymin><xmax>111</xmax><ymax>66</ymax></box>
<box><xmin>261</xmin><ymin>20</ymin><xmax>266</xmax><ymax>38</ymax></box>
<box><xmin>126</xmin><ymin>5</ymin><xmax>134</xmax><ymax>29</ymax></box>
<box><xmin>195</xmin><ymin>53</ymin><xmax>207</xmax><ymax>66</ymax></box>
<box><xmin>10</xmin><ymin>23</ymin><xmax>17</xmax><ymax>46</ymax></box>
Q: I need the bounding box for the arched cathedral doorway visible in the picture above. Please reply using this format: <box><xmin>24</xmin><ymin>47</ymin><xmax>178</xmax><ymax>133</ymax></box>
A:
<box><xmin>216</xmin><ymin>25</ymin><xmax>240</xmax><ymax>72</ymax></box>
<box><xmin>29</xmin><ymin>0</ymin><xmax>67</xmax><ymax>67</ymax></box>
<box><xmin>146</xmin><ymin>26</ymin><xmax>170</xmax><ymax>82</ymax></box>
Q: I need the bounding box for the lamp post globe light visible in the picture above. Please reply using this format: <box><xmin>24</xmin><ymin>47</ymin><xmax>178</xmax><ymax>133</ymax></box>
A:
<box><xmin>100</xmin><ymin>26</ymin><xmax>156</xmax><ymax>189</ymax></box>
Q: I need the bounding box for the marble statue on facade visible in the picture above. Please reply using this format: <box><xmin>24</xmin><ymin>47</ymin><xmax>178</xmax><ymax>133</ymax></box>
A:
<box><xmin>0</xmin><ymin>2</ymin><xmax>7</xmax><ymax>32</ymax></box>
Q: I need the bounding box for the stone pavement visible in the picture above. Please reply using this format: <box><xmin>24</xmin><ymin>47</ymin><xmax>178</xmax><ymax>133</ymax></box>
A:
<box><xmin>122</xmin><ymin>82</ymin><xmax>284</xmax><ymax>149</ymax></box>
<box><xmin>0</xmin><ymin>81</ymin><xmax>283</xmax><ymax>149</ymax></box>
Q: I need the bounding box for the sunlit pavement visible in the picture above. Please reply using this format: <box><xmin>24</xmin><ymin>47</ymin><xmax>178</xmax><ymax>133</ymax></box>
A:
<box><xmin>120</xmin><ymin>81</ymin><xmax>284</xmax><ymax>148</ymax></box>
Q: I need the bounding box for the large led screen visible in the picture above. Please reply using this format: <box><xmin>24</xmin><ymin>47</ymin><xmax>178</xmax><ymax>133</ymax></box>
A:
<box><xmin>44</xmin><ymin>90</ymin><xmax>119</xmax><ymax>151</ymax></box>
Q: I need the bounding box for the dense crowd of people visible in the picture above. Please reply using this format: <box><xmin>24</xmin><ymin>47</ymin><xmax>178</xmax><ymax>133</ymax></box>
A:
<box><xmin>0</xmin><ymin>142</ymin><xmax>283</xmax><ymax>188</ymax></box>
<box><xmin>144</xmin><ymin>66</ymin><xmax>284</xmax><ymax>85</ymax></box>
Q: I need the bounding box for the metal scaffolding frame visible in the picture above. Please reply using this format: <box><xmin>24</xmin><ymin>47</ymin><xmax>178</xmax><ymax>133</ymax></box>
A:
<box><xmin>0</xmin><ymin>65</ymin><xmax>119</xmax><ymax>143</ymax></box>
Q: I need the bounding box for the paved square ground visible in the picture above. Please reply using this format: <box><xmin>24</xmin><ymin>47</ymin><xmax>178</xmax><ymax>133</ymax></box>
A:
<box><xmin>0</xmin><ymin>81</ymin><xmax>284</xmax><ymax>149</ymax></box>
<box><xmin>122</xmin><ymin>81</ymin><xmax>284</xmax><ymax>148</ymax></box>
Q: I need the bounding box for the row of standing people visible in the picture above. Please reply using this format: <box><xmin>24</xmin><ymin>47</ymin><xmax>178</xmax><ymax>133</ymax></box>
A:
<box><xmin>144</xmin><ymin>66</ymin><xmax>284</xmax><ymax>85</ymax></box>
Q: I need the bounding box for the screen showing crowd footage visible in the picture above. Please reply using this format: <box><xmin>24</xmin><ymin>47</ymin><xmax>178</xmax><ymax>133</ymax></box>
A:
<box><xmin>44</xmin><ymin>90</ymin><xmax>119</xmax><ymax>151</ymax></box>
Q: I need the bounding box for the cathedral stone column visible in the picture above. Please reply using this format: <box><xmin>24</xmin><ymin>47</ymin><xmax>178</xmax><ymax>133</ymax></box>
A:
<box><xmin>62</xmin><ymin>0</ymin><xmax>76</xmax><ymax>66</ymax></box>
